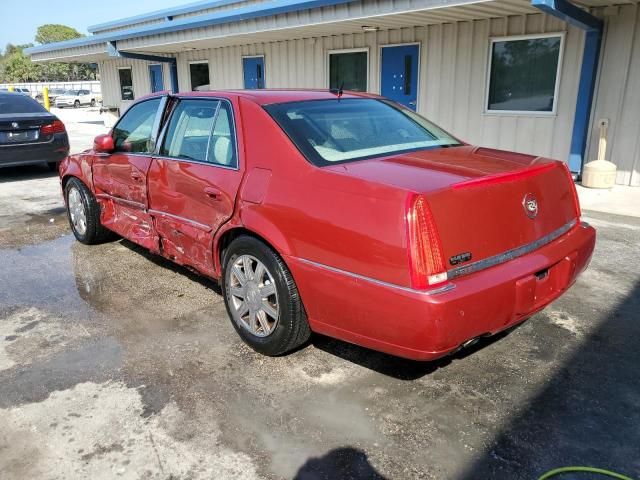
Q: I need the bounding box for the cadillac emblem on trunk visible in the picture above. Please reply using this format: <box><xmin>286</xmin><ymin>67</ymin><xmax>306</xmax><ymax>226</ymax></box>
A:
<box><xmin>523</xmin><ymin>193</ymin><xmax>538</xmax><ymax>219</ymax></box>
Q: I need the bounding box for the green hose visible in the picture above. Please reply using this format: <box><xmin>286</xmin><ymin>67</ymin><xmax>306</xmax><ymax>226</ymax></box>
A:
<box><xmin>538</xmin><ymin>466</ymin><xmax>635</xmax><ymax>480</ymax></box>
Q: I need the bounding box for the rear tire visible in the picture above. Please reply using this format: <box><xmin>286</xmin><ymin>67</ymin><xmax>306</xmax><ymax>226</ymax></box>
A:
<box><xmin>90</xmin><ymin>99</ymin><xmax>96</xmax><ymax>107</ymax></box>
<box><xmin>222</xmin><ymin>235</ymin><xmax>311</xmax><ymax>356</ymax></box>
<box><xmin>64</xmin><ymin>177</ymin><xmax>115</xmax><ymax>245</ymax></box>
<box><xmin>46</xmin><ymin>161</ymin><xmax>59</xmax><ymax>172</ymax></box>
<box><xmin>74</xmin><ymin>100</ymin><xmax>80</xmax><ymax>108</ymax></box>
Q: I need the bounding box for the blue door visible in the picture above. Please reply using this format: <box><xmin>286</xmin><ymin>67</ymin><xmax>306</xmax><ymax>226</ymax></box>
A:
<box><xmin>243</xmin><ymin>56</ymin><xmax>265</xmax><ymax>89</ymax></box>
<box><xmin>149</xmin><ymin>64</ymin><xmax>164</xmax><ymax>93</ymax></box>
<box><xmin>381</xmin><ymin>45</ymin><xmax>419</xmax><ymax>110</ymax></box>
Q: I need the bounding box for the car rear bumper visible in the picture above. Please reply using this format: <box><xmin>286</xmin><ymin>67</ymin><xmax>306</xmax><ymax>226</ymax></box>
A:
<box><xmin>55</xmin><ymin>100</ymin><xmax>76</xmax><ymax>107</ymax></box>
<box><xmin>0</xmin><ymin>133</ymin><xmax>69</xmax><ymax>168</ymax></box>
<box><xmin>286</xmin><ymin>220</ymin><xmax>596</xmax><ymax>361</ymax></box>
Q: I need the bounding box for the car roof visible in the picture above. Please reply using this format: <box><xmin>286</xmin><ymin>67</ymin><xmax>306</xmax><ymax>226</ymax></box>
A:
<box><xmin>174</xmin><ymin>89</ymin><xmax>382</xmax><ymax>105</ymax></box>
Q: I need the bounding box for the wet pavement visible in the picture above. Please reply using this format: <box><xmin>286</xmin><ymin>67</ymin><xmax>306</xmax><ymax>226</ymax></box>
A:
<box><xmin>0</xmin><ymin>167</ymin><xmax>639</xmax><ymax>479</ymax></box>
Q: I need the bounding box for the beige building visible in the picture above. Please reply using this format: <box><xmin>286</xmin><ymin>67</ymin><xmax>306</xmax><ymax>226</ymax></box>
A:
<box><xmin>26</xmin><ymin>0</ymin><xmax>640</xmax><ymax>185</ymax></box>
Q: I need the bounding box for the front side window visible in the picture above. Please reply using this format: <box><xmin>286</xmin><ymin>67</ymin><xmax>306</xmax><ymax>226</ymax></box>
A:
<box><xmin>161</xmin><ymin>99</ymin><xmax>237</xmax><ymax>167</ymax></box>
<box><xmin>487</xmin><ymin>35</ymin><xmax>562</xmax><ymax>113</ymax></box>
<box><xmin>265</xmin><ymin>98</ymin><xmax>461</xmax><ymax>166</ymax></box>
<box><xmin>329</xmin><ymin>51</ymin><xmax>368</xmax><ymax>92</ymax></box>
<box><xmin>189</xmin><ymin>62</ymin><xmax>210</xmax><ymax>91</ymax></box>
<box><xmin>118</xmin><ymin>68</ymin><xmax>134</xmax><ymax>100</ymax></box>
<box><xmin>112</xmin><ymin>98</ymin><xmax>161</xmax><ymax>153</ymax></box>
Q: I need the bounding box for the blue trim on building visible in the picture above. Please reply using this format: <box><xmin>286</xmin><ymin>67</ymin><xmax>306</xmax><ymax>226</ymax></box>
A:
<box><xmin>532</xmin><ymin>0</ymin><xmax>603</xmax><ymax>175</ymax></box>
<box><xmin>25</xmin><ymin>0</ymin><xmax>355</xmax><ymax>56</ymax></box>
<box><xmin>88</xmin><ymin>0</ymin><xmax>242</xmax><ymax>33</ymax></box>
<box><xmin>108</xmin><ymin>42</ymin><xmax>179</xmax><ymax>93</ymax></box>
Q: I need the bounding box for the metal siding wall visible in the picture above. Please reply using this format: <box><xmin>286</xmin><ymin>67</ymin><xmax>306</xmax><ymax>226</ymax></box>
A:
<box><xmin>100</xmin><ymin>57</ymin><xmax>172</xmax><ymax>108</ymax></box>
<box><xmin>587</xmin><ymin>4</ymin><xmax>640</xmax><ymax>186</ymax></box>
<box><xmin>173</xmin><ymin>13</ymin><xmax>580</xmax><ymax>162</ymax></box>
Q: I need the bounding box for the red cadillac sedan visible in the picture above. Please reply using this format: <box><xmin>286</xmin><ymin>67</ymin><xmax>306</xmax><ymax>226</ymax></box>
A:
<box><xmin>59</xmin><ymin>89</ymin><xmax>595</xmax><ymax>361</ymax></box>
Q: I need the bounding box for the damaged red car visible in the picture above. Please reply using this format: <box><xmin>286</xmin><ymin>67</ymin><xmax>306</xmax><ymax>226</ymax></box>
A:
<box><xmin>59</xmin><ymin>90</ymin><xmax>595</xmax><ymax>360</ymax></box>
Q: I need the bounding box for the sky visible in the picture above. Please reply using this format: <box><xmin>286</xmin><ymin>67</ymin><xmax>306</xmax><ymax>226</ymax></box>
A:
<box><xmin>0</xmin><ymin>0</ymin><xmax>195</xmax><ymax>51</ymax></box>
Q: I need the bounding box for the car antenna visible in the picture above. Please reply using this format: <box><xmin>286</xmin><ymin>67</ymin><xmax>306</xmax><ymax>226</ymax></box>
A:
<box><xmin>329</xmin><ymin>82</ymin><xmax>344</xmax><ymax>100</ymax></box>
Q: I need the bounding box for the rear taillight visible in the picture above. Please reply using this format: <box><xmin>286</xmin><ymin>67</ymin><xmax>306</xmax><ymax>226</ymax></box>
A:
<box><xmin>561</xmin><ymin>163</ymin><xmax>581</xmax><ymax>218</ymax></box>
<box><xmin>406</xmin><ymin>194</ymin><xmax>447</xmax><ymax>289</ymax></box>
<box><xmin>40</xmin><ymin>120</ymin><xmax>65</xmax><ymax>135</ymax></box>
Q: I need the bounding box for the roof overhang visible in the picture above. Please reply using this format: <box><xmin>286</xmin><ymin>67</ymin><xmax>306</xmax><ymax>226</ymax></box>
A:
<box><xmin>25</xmin><ymin>0</ymin><xmax>357</xmax><ymax>58</ymax></box>
<box><xmin>26</xmin><ymin>0</ymin><xmax>539</xmax><ymax>63</ymax></box>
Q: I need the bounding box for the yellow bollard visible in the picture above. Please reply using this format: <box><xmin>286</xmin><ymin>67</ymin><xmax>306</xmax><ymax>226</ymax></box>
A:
<box><xmin>43</xmin><ymin>87</ymin><xmax>51</xmax><ymax>111</ymax></box>
<box><xmin>8</xmin><ymin>86</ymin><xmax>14</xmax><ymax>92</ymax></box>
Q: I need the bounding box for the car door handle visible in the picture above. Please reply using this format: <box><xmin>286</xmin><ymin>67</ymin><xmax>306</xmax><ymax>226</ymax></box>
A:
<box><xmin>204</xmin><ymin>187</ymin><xmax>222</xmax><ymax>200</ymax></box>
<box><xmin>130</xmin><ymin>172</ymin><xmax>143</xmax><ymax>182</ymax></box>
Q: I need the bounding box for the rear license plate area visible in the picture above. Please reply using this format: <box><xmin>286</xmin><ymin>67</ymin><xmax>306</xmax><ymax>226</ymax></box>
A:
<box><xmin>0</xmin><ymin>129</ymin><xmax>39</xmax><ymax>144</ymax></box>
<box><xmin>514</xmin><ymin>253</ymin><xmax>578</xmax><ymax>315</ymax></box>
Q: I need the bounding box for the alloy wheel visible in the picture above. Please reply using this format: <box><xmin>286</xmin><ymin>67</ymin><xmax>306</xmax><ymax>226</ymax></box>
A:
<box><xmin>228</xmin><ymin>254</ymin><xmax>279</xmax><ymax>337</ymax></box>
<box><xmin>67</xmin><ymin>187</ymin><xmax>87</xmax><ymax>235</ymax></box>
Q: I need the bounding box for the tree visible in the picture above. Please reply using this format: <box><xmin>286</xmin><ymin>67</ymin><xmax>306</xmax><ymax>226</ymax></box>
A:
<box><xmin>0</xmin><ymin>25</ymin><xmax>96</xmax><ymax>83</ymax></box>
<box><xmin>35</xmin><ymin>24</ymin><xmax>83</xmax><ymax>45</ymax></box>
<box><xmin>3</xmin><ymin>50</ymin><xmax>41</xmax><ymax>82</ymax></box>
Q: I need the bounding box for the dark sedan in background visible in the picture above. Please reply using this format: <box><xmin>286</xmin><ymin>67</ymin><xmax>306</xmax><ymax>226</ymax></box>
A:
<box><xmin>0</xmin><ymin>91</ymin><xmax>69</xmax><ymax>170</ymax></box>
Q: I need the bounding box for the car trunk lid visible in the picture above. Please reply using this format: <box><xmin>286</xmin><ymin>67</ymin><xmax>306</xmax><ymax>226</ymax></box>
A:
<box><xmin>327</xmin><ymin>145</ymin><xmax>579</xmax><ymax>275</ymax></box>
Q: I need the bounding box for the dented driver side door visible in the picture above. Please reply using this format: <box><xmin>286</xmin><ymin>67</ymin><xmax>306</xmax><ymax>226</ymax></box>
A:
<box><xmin>92</xmin><ymin>96</ymin><xmax>166</xmax><ymax>251</ymax></box>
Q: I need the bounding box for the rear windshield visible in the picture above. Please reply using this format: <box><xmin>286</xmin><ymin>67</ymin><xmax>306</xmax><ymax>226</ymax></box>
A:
<box><xmin>0</xmin><ymin>94</ymin><xmax>46</xmax><ymax>114</ymax></box>
<box><xmin>265</xmin><ymin>98</ymin><xmax>461</xmax><ymax>166</ymax></box>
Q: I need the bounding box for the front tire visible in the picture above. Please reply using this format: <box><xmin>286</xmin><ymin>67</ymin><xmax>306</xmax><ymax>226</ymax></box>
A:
<box><xmin>222</xmin><ymin>235</ymin><xmax>311</xmax><ymax>356</ymax></box>
<box><xmin>74</xmin><ymin>100</ymin><xmax>80</xmax><ymax>108</ymax></box>
<box><xmin>64</xmin><ymin>177</ymin><xmax>115</xmax><ymax>245</ymax></box>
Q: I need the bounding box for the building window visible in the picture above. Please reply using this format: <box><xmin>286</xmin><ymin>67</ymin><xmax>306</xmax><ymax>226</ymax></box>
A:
<box><xmin>189</xmin><ymin>61</ymin><xmax>210</xmax><ymax>91</ymax></box>
<box><xmin>329</xmin><ymin>49</ymin><xmax>368</xmax><ymax>92</ymax></box>
<box><xmin>486</xmin><ymin>34</ymin><xmax>563</xmax><ymax>113</ymax></box>
<box><xmin>118</xmin><ymin>68</ymin><xmax>134</xmax><ymax>100</ymax></box>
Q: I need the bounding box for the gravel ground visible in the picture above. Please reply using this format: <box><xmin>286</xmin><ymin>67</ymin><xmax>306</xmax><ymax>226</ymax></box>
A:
<box><xmin>0</xmin><ymin>114</ymin><xmax>638</xmax><ymax>479</ymax></box>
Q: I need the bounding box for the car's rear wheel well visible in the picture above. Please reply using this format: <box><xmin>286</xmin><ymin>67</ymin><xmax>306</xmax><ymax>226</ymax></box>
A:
<box><xmin>218</xmin><ymin>227</ymin><xmax>278</xmax><ymax>266</ymax></box>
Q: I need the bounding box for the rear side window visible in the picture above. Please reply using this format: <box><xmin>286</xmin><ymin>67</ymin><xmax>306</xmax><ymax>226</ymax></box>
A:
<box><xmin>112</xmin><ymin>98</ymin><xmax>161</xmax><ymax>153</ymax></box>
<box><xmin>0</xmin><ymin>94</ymin><xmax>46</xmax><ymax>114</ymax></box>
<box><xmin>161</xmin><ymin>99</ymin><xmax>237</xmax><ymax>167</ymax></box>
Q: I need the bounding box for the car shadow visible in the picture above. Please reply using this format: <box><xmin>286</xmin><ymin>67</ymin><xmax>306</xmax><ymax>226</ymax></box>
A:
<box><xmin>120</xmin><ymin>236</ymin><xmax>524</xmax><ymax>380</ymax></box>
<box><xmin>310</xmin><ymin>325</ymin><xmax>520</xmax><ymax>381</ymax></box>
<box><xmin>119</xmin><ymin>238</ymin><xmax>222</xmax><ymax>294</ymax></box>
<box><xmin>456</xmin><ymin>280</ymin><xmax>640</xmax><ymax>479</ymax></box>
<box><xmin>293</xmin><ymin>447</ymin><xmax>388</xmax><ymax>479</ymax></box>
<box><xmin>0</xmin><ymin>164</ymin><xmax>58</xmax><ymax>182</ymax></box>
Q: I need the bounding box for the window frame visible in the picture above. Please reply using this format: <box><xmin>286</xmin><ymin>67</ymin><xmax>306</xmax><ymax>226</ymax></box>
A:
<box><xmin>484</xmin><ymin>32</ymin><xmax>565</xmax><ymax>116</ymax></box>
<box><xmin>326</xmin><ymin>47</ymin><xmax>370</xmax><ymax>92</ymax></box>
<box><xmin>117</xmin><ymin>66</ymin><xmax>135</xmax><ymax>101</ymax></box>
<box><xmin>110</xmin><ymin>96</ymin><xmax>167</xmax><ymax>156</ymax></box>
<box><xmin>155</xmin><ymin>96</ymin><xmax>240</xmax><ymax>171</ymax></box>
<box><xmin>188</xmin><ymin>60</ymin><xmax>211</xmax><ymax>91</ymax></box>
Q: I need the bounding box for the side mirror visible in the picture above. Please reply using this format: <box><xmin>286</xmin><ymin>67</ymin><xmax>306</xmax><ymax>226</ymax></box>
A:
<box><xmin>94</xmin><ymin>134</ymin><xmax>114</xmax><ymax>153</ymax></box>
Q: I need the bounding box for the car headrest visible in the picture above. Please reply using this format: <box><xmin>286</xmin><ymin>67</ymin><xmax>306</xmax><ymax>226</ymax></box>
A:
<box><xmin>213</xmin><ymin>136</ymin><xmax>232</xmax><ymax>165</ymax></box>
